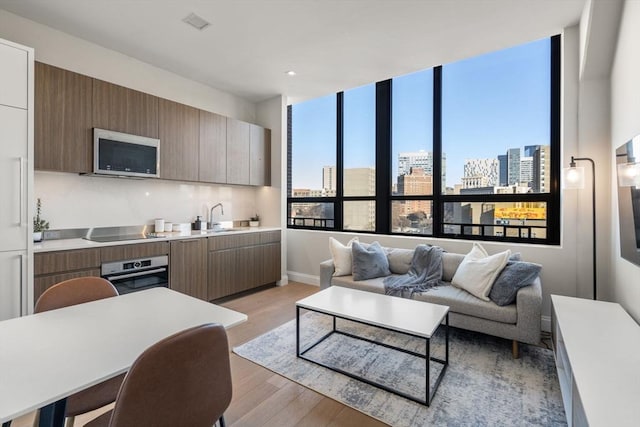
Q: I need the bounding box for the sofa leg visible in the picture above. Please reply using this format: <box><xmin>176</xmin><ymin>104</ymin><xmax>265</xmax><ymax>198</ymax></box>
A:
<box><xmin>512</xmin><ymin>340</ymin><xmax>520</xmax><ymax>359</ymax></box>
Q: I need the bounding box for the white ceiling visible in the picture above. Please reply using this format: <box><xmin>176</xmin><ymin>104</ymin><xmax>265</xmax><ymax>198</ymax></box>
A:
<box><xmin>0</xmin><ymin>0</ymin><xmax>586</xmax><ymax>104</ymax></box>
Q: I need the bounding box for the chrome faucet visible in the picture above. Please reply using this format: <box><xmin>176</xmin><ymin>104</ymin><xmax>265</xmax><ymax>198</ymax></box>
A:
<box><xmin>210</xmin><ymin>203</ymin><xmax>224</xmax><ymax>229</ymax></box>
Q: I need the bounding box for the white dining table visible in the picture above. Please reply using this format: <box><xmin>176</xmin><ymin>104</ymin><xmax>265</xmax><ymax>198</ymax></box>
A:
<box><xmin>0</xmin><ymin>287</ymin><xmax>247</xmax><ymax>426</ymax></box>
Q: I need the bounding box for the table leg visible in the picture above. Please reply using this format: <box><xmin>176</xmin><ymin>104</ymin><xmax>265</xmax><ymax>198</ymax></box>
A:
<box><xmin>296</xmin><ymin>305</ymin><xmax>300</xmax><ymax>357</ymax></box>
<box><xmin>38</xmin><ymin>399</ymin><xmax>66</xmax><ymax>427</ymax></box>
<box><xmin>445</xmin><ymin>312</ymin><xmax>449</xmax><ymax>365</ymax></box>
<box><xmin>3</xmin><ymin>421</ymin><xmax>12</xmax><ymax>427</ymax></box>
<box><xmin>426</xmin><ymin>337</ymin><xmax>431</xmax><ymax>405</ymax></box>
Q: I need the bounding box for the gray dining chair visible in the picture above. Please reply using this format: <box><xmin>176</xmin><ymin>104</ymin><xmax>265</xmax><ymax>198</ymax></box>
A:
<box><xmin>34</xmin><ymin>277</ymin><xmax>126</xmax><ymax>427</ymax></box>
<box><xmin>84</xmin><ymin>323</ymin><xmax>232</xmax><ymax>427</ymax></box>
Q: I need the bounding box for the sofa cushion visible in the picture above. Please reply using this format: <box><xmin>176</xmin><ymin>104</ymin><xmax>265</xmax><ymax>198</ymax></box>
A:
<box><xmin>414</xmin><ymin>284</ymin><xmax>517</xmax><ymax>324</ymax></box>
<box><xmin>451</xmin><ymin>243</ymin><xmax>511</xmax><ymax>301</ymax></box>
<box><xmin>331</xmin><ymin>275</ymin><xmax>388</xmax><ymax>294</ymax></box>
<box><xmin>352</xmin><ymin>241</ymin><xmax>391</xmax><ymax>281</ymax></box>
<box><xmin>329</xmin><ymin>237</ymin><xmax>358</xmax><ymax>276</ymax></box>
<box><xmin>442</xmin><ymin>253</ymin><xmax>464</xmax><ymax>282</ymax></box>
<box><xmin>489</xmin><ymin>261</ymin><xmax>542</xmax><ymax>306</ymax></box>
<box><xmin>386</xmin><ymin>248</ymin><xmax>415</xmax><ymax>274</ymax></box>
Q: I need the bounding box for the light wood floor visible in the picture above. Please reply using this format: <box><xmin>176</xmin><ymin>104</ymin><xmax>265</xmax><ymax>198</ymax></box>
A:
<box><xmin>11</xmin><ymin>283</ymin><xmax>386</xmax><ymax>427</ymax></box>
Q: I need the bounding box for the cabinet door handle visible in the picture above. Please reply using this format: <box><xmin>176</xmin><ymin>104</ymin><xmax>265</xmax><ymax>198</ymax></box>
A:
<box><xmin>180</xmin><ymin>240</ymin><xmax>199</xmax><ymax>243</ymax></box>
<box><xmin>18</xmin><ymin>157</ymin><xmax>26</xmax><ymax>227</ymax></box>
<box><xmin>19</xmin><ymin>253</ymin><xmax>25</xmax><ymax>316</ymax></box>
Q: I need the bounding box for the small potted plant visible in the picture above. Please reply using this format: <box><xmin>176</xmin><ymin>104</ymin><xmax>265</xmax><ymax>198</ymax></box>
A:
<box><xmin>33</xmin><ymin>198</ymin><xmax>49</xmax><ymax>242</ymax></box>
<box><xmin>249</xmin><ymin>214</ymin><xmax>260</xmax><ymax>227</ymax></box>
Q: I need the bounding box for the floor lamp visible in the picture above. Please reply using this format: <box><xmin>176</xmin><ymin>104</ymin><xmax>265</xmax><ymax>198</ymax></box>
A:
<box><xmin>563</xmin><ymin>156</ymin><xmax>596</xmax><ymax>300</ymax></box>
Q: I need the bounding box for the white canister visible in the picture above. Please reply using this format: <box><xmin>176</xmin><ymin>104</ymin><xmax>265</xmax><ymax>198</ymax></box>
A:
<box><xmin>154</xmin><ymin>219</ymin><xmax>165</xmax><ymax>233</ymax></box>
<box><xmin>164</xmin><ymin>222</ymin><xmax>173</xmax><ymax>232</ymax></box>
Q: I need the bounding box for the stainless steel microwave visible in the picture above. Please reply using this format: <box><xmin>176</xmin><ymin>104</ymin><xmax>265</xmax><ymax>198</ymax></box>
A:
<box><xmin>93</xmin><ymin>128</ymin><xmax>160</xmax><ymax>178</ymax></box>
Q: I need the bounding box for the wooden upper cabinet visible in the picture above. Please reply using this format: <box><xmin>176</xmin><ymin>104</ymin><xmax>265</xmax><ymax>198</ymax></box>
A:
<box><xmin>199</xmin><ymin>110</ymin><xmax>227</xmax><ymax>183</ymax></box>
<box><xmin>92</xmin><ymin>79</ymin><xmax>159</xmax><ymax>138</ymax></box>
<box><xmin>159</xmin><ymin>99</ymin><xmax>199</xmax><ymax>181</ymax></box>
<box><xmin>34</xmin><ymin>63</ymin><xmax>271</xmax><ymax>187</ymax></box>
<box><xmin>250</xmin><ymin>125</ymin><xmax>271</xmax><ymax>186</ymax></box>
<box><xmin>226</xmin><ymin>118</ymin><xmax>250</xmax><ymax>185</ymax></box>
<box><xmin>35</xmin><ymin>62</ymin><xmax>93</xmax><ymax>173</ymax></box>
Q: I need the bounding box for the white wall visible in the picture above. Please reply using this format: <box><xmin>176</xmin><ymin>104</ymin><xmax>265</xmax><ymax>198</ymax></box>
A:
<box><xmin>575</xmin><ymin>77</ymin><xmax>612</xmax><ymax>300</ymax></box>
<box><xmin>0</xmin><ymin>10</ymin><xmax>272</xmax><ymax>230</ymax></box>
<box><xmin>610</xmin><ymin>0</ymin><xmax>640</xmax><ymax>321</ymax></box>
<box><xmin>35</xmin><ymin>171</ymin><xmax>257</xmax><ymax>229</ymax></box>
<box><xmin>285</xmin><ymin>27</ymin><xmax>583</xmax><ymax>328</ymax></box>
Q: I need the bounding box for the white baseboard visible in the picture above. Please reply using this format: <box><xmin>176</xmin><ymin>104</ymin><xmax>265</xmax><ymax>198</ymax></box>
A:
<box><xmin>276</xmin><ymin>274</ymin><xmax>289</xmax><ymax>286</ymax></box>
<box><xmin>287</xmin><ymin>271</ymin><xmax>320</xmax><ymax>286</ymax></box>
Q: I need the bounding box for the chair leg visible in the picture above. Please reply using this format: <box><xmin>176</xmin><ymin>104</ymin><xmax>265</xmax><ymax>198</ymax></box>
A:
<box><xmin>512</xmin><ymin>340</ymin><xmax>520</xmax><ymax>359</ymax></box>
<box><xmin>64</xmin><ymin>416</ymin><xmax>75</xmax><ymax>427</ymax></box>
<box><xmin>218</xmin><ymin>415</ymin><xmax>226</xmax><ymax>427</ymax></box>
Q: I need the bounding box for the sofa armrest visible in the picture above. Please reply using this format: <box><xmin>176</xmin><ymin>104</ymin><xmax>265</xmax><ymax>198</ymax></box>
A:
<box><xmin>514</xmin><ymin>277</ymin><xmax>543</xmax><ymax>345</ymax></box>
<box><xmin>320</xmin><ymin>259</ymin><xmax>335</xmax><ymax>290</ymax></box>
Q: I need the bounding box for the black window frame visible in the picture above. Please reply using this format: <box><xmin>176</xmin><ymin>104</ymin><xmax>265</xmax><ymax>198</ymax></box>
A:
<box><xmin>287</xmin><ymin>35</ymin><xmax>561</xmax><ymax>245</ymax></box>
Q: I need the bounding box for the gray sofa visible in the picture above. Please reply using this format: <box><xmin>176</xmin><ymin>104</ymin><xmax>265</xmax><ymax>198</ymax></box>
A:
<box><xmin>320</xmin><ymin>247</ymin><xmax>542</xmax><ymax>358</ymax></box>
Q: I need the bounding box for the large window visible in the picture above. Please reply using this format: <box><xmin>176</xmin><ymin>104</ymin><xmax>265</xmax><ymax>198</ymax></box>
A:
<box><xmin>288</xmin><ymin>94</ymin><xmax>336</xmax><ymax>228</ymax></box>
<box><xmin>391</xmin><ymin>69</ymin><xmax>434</xmax><ymax>234</ymax></box>
<box><xmin>288</xmin><ymin>36</ymin><xmax>560</xmax><ymax>244</ymax></box>
<box><xmin>343</xmin><ymin>84</ymin><xmax>376</xmax><ymax>231</ymax></box>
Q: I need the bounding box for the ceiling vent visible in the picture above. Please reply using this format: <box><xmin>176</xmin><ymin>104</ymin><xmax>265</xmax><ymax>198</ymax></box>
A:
<box><xmin>182</xmin><ymin>13</ymin><xmax>210</xmax><ymax>31</ymax></box>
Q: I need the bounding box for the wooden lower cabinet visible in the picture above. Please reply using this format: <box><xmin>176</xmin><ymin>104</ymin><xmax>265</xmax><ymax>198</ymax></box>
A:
<box><xmin>101</xmin><ymin>241</ymin><xmax>169</xmax><ymax>262</ymax></box>
<box><xmin>34</xmin><ymin>269</ymin><xmax>101</xmax><ymax>302</ymax></box>
<box><xmin>34</xmin><ymin>248</ymin><xmax>102</xmax><ymax>302</ymax></box>
<box><xmin>261</xmin><ymin>242</ymin><xmax>281</xmax><ymax>284</ymax></box>
<box><xmin>33</xmin><ymin>242</ymin><xmax>170</xmax><ymax>303</ymax></box>
<box><xmin>34</xmin><ymin>231</ymin><xmax>280</xmax><ymax>304</ymax></box>
<box><xmin>170</xmin><ymin>239</ymin><xmax>207</xmax><ymax>300</ymax></box>
<box><xmin>208</xmin><ymin>232</ymin><xmax>281</xmax><ymax>300</ymax></box>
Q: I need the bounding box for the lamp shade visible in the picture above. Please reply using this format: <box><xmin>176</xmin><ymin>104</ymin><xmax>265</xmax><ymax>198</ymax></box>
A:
<box><xmin>617</xmin><ymin>162</ymin><xmax>640</xmax><ymax>187</ymax></box>
<box><xmin>563</xmin><ymin>165</ymin><xmax>585</xmax><ymax>189</ymax></box>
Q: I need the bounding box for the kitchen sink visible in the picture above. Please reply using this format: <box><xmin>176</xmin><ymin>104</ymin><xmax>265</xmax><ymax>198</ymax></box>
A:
<box><xmin>206</xmin><ymin>228</ymin><xmax>242</xmax><ymax>233</ymax></box>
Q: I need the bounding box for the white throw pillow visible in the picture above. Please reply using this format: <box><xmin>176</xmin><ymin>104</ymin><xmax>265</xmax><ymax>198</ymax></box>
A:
<box><xmin>329</xmin><ymin>237</ymin><xmax>359</xmax><ymax>276</ymax></box>
<box><xmin>451</xmin><ymin>243</ymin><xmax>511</xmax><ymax>301</ymax></box>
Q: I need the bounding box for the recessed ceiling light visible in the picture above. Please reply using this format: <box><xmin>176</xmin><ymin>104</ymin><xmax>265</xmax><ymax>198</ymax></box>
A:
<box><xmin>183</xmin><ymin>13</ymin><xmax>210</xmax><ymax>31</ymax></box>
<box><xmin>285</xmin><ymin>70</ymin><xmax>297</xmax><ymax>76</ymax></box>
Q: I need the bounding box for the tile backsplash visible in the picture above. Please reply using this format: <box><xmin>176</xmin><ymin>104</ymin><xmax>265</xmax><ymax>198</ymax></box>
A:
<box><xmin>35</xmin><ymin>171</ymin><xmax>258</xmax><ymax>229</ymax></box>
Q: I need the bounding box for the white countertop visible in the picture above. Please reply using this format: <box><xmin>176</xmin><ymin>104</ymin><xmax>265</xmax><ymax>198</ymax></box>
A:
<box><xmin>34</xmin><ymin>226</ymin><xmax>281</xmax><ymax>253</ymax></box>
<box><xmin>0</xmin><ymin>287</ymin><xmax>247</xmax><ymax>423</ymax></box>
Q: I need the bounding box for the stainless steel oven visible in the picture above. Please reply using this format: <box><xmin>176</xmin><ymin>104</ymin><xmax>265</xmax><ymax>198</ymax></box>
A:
<box><xmin>101</xmin><ymin>255</ymin><xmax>168</xmax><ymax>295</ymax></box>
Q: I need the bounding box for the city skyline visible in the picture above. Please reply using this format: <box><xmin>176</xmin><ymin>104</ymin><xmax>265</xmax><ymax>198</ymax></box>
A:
<box><xmin>292</xmin><ymin>143</ymin><xmax>550</xmax><ymax>195</ymax></box>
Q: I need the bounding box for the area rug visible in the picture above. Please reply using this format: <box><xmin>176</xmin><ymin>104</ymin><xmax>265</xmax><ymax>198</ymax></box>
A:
<box><xmin>233</xmin><ymin>312</ymin><xmax>566</xmax><ymax>426</ymax></box>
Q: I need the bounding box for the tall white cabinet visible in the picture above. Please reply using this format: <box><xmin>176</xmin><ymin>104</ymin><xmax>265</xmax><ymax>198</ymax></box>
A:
<box><xmin>0</xmin><ymin>38</ymin><xmax>34</xmax><ymax>321</ymax></box>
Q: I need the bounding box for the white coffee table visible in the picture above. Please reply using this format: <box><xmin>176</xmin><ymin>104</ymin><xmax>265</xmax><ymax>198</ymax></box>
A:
<box><xmin>296</xmin><ymin>286</ymin><xmax>449</xmax><ymax>406</ymax></box>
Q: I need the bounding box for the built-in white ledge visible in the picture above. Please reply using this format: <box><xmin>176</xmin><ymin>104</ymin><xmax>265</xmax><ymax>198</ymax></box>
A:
<box><xmin>551</xmin><ymin>295</ymin><xmax>640</xmax><ymax>427</ymax></box>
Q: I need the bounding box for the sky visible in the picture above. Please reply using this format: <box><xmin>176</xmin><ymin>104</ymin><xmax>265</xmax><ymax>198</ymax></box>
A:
<box><xmin>290</xmin><ymin>37</ymin><xmax>550</xmax><ymax>190</ymax></box>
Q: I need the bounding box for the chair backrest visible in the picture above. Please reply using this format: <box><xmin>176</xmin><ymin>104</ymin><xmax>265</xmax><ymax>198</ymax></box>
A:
<box><xmin>107</xmin><ymin>323</ymin><xmax>232</xmax><ymax>427</ymax></box>
<box><xmin>35</xmin><ymin>276</ymin><xmax>119</xmax><ymax>313</ymax></box>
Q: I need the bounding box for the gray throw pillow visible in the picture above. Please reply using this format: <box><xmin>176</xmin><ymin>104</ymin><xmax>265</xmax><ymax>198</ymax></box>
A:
<box><xmin>352</xmin><ymin>241</ymin><xmax>391</xmax><ymax>281</ymax></box>
<box><xmin>489</xmin><ymin>261</ymin><xmax>541</xmax><ymax>306</ymax></box>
